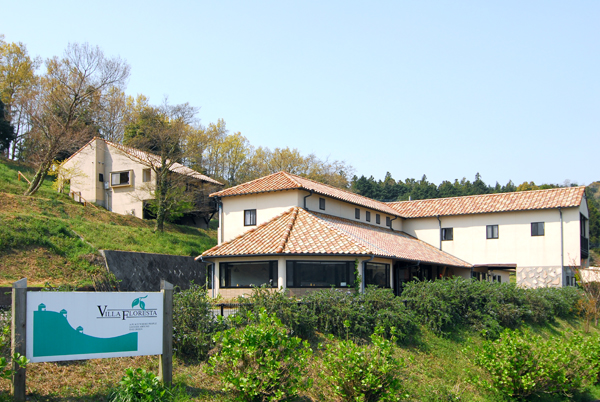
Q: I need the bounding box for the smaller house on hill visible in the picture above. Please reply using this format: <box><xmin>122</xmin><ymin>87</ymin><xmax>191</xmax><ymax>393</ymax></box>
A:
<box><xmin>60</xmin><ymin>137</ymin><xmax>223</xmax><ymax>226</ymax></box>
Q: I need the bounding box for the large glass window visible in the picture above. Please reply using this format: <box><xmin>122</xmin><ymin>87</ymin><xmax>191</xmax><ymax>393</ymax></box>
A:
<box><xmin>220</xmin><ymin>261</ymin><xmax>276</xmax><ymax>288</ymax></box>
<box><xmin>111</xmin><ymin>171</ymin><xmax>130</xmax><ymax>186</ymax></box>
<box><xmin>286</xmin><ymin>261</ymin><xmax>354</xmax><ymax>288</ymax></box>
<box><xmin>364</xmin><ymin>263</ymin><xmax>390</xmax><ymax>288</ymax></box>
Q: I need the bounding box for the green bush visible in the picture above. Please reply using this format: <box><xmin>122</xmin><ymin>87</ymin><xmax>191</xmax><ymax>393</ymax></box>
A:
<box><xmin>401</xmin><ymin>278</ymin><xmax>583</xmax><ymax>335</ymax></box>
<box><xmin>110</xmin><ymin>368</ymin><xmax>170</xmax><ymax>402</ymax></box>
<box><xmin>207</xmin><ymin>310</ymin><xmax>313</xmax><ymax>401</ymax></box>
<box><xmin>473</xmin><ymin>328</ymin><xmax>600</xmax><ymax>399</ymax></box>
<box><xmin>172</xmin><ymin>283</ymin><xmax>226</xmax><ymax>361</ymax></box>
<box><xmin>0</xmin><ymin>311</ymin><xmax>27</xmax><ymax>381</ymax></box>
<box><xmin>321</xmin><ymin>326</ymin><xmax>408</xmax><ymax>401</ymax></box>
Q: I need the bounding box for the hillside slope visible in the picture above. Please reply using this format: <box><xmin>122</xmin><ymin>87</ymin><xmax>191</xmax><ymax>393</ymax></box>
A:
<box><xmin>0</xmin><ymin>158</ymin><xmax>217</xmax><ymax>287</ymax></box>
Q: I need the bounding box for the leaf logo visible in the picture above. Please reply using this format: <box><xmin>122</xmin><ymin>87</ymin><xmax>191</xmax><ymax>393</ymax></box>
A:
<box><xmin>131</xmin><ymin>295</ymin><xmax>148</xmax><ymax>310</ymax></box>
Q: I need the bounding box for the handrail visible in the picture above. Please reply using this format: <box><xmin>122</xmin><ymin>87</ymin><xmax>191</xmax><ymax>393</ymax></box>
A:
<box><xmin>17</xmin><ymin>171</ymin><xmax>31</xmax><ymax>185</ymax></box>
<box><xmin>69</xmin><ymin>191</ymin><xmax>99</xmax><ymax>210</ymax></box>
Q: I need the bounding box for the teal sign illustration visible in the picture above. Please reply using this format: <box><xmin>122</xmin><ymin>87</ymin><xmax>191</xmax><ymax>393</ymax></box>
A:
<box><xmin>26</xmin><ymin>292</ymin><xmax>163</xmax><ymax>363</ymax></box>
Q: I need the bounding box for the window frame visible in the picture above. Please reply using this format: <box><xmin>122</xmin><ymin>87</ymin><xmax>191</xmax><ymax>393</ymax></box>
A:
<box><xmin>364</xmin><ymin>262</ymin><xmax>390</xmax><ymax>288</ymax></box>
<box><xmin>386</xmin><ymin>216</ymin><xmax>391</xmax><ymax>227</ymax></box>
<box><xmin>486</xmin><ymin>224</ymin><xmax>499</xmax><ymax>239</ymax></box>
<box><xmin>531</xmin><ymin>222</ymin><xmax>545</xmax><ymax>236</ymax></box>
<box><xmin>441</xmin><ymin>227</ymin><xmax>454</xmax><ymax>241</ymax></box>
<box><xmin>376</xmin><ymin>214</ymin><xmax>381</xmax><ymax>224</ymax></box>
<box><xmin>244</xmin><ymin>209</ymin><xmax>257</xmax><ymax>226</ymax></box>
<box><xmin>98</xmin><ymin>173</ymin><xmax>104</xmax><ymax>183</ymax></box>
<box><xmin>286</xmin><ymin>260</ymin><xmax>354</xmax><ymax>288</ymax></box>
<box><xmin>355</xmin><ymin>208</ymin><xmax>360</xmax><ymax>219</ymax></box>
<box><xmin>219</xmin><ymin>261</ymin><xmax>277</xmax><ymax>288</ymax></box>
<box><xmin>319</xmin><ymin>197</ymin><xmax>326</xmax><ymax>210</ymax></box>
<box><xmin>142</xmin><ymin>168</ymin><xmax>152</xmax><ymax>183</ymax></box>
<box><xmin>366</xmin><ymin>211</ymin><xmax>371</xmax><ymax>222</ymax></box>
<box><xmin>110</xmin><ymin>170</ymin><xmax>131</xmax><ymax>187</ymax></box>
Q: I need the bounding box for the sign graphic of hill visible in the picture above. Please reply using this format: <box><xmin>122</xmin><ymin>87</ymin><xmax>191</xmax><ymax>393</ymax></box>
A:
<box><xmin>33</xmin><ymin>304</ymin><xmax>138</xmax><ymax>357</ymax></box>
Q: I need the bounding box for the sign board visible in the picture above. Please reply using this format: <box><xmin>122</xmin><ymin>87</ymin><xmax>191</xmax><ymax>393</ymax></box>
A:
<box><xmin>26</xmin><ymin>292</ymin><xmax>163</xmax><ymax>363</ymax></box>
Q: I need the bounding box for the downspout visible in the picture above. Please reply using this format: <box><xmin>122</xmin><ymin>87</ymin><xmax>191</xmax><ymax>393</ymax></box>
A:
<box><xmin>436</xmin><ymin>215</ymin><xmax>442</xmax><ymax>250</ymax></box>
<box><xmin>389</xmin><ymin>216</ymin><xmax>398</xmax><ymax>231</ymax></box>
<box><xmin>559</xmin><ymin>207</ymin><xmax>564</xmax><ymax>276</ymax></box>
<box><xmin>303</xmin><ymin>190</ymin><xmax>314</xmax><ymax>210</ymax></box>
<box><xmin>362</xmin><ymin>254</ymin><xmax>375</xmax><ymax>293</ymax></box>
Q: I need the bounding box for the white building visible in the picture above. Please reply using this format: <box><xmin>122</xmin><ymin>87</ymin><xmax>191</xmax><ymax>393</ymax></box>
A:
<box><xmin>61</xmin><ymin>138</ymin><xmax>223</xmax><ymax>223</ymax></box>
<box><xmin>197</xmin><ymin>172</ymin><xmax>589</xmax><ymax>298</ymax></box>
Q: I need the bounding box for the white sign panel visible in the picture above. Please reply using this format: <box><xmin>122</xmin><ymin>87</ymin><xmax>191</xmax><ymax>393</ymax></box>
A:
<box><xmin>26</xmin><ymin>292</ymin><xmax>163</xmax><ymax>363</ymax></box>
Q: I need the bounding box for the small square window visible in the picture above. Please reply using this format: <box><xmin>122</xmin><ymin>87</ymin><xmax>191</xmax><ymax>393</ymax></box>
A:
<box><xmin>319</xmin><ymin>198</ymin><xmax>325</xmax><ymax>210</ymax></box>
<box><xmin>531</xmin><ymin>222</ymin><xmax>544</xmax><ymax>236</ymax></box>
<box><xmin>386</xmin><ymin>216</ymin><xmax>391</xmax><ymax>227</ymax></box>
<box><xmin>355</xmin><ymin>208</ymin><xmax>360</xmax><ymax>219</ymax></box>
<box><xmin>244</xmin><ymin>209</ymin><xmax>256</xmax><ymax>226</ymax></box>
<box><xmin>143</xmin><ymin>168</ymin><xmax>152</xmax><ymax>183</ymax></box>
<box><xmin>486</xmin><ymin>225</ymin><xmax>499</xmax><ymax>239</ymax></box>
<box><xmin>99</xmin><ymin>173</ymin><xmax>104</xmax><ymax>182</ymax></box>
<box><xmin>376</xmin><ymin>214</ymin><xmax>381</xmax><ymax>224</ymax></box>
<box><xmin>366</xmin><ymin>211</ymin><xmax>371</xmax><ymax>222</ymax></box>
<box><xmin>441</xmin><ymin>227</ymin><xmax>453</xmax><ymax>241</ymax></box>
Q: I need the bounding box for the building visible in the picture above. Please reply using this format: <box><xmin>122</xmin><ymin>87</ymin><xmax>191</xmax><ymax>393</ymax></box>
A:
<box><xmin>197</xmin><ymin>172</ymin><xmax>590</xmax><ymax>299</ymax></box>
<box><xmin>60</xmin><ymin>137</ymin><xmax>223</xmax><ymax>225</ymax></box>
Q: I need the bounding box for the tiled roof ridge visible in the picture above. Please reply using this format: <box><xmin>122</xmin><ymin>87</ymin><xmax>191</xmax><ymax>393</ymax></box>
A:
<box><xmin>197</xmin><ymin>207</ymin><xmax>297</xmax><ymax>259</ymax></box>
<box><xmin>388</xmin><ymin>185</ymin><xmax>586</xmax><ymax>206</ymax></box>
<box><xmin>211</xmin><ymin>171</ymin><xmax>302</xmax><ymax>197</ymax></box>
<box><xmin>280</xmin><ymin>171</ymin><xmax>303</xmax><ymax>188</ymax></box>
<box><xmin>275</xmin><ymin>206</ymin><xmax>300</xmax><ymax>253</ymax></box>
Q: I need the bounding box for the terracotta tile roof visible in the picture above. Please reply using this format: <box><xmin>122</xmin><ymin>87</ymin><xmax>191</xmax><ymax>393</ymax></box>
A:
<box><xmin>387</xmin><ymin>187</ymin><xmax>585</xmax><ymax>218</ymax></box>
<box><xmin>199</xmin><ymin>207</ymin><xmax>471</xmax><ymax>268</ymax></box>
<box><xmin>210</xmin><ymin>171</ymin><xmax>401</xmax><ymax>216</ymax></box>
<box><xmin>63</xmin><ymin>137</ymin><xmax>223</xmax><ymax>186</ymax></box>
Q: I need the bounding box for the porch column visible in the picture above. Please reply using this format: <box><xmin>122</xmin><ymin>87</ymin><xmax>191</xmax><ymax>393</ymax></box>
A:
<box><xmin>277</xmin><ymin>257</ymin><xmax>286</xmax><ymax>289</ymax></box>
<box><xmin>213</xmin><ymin>261</ymin><xmax>220</xmax><ymax>297</ymax></box>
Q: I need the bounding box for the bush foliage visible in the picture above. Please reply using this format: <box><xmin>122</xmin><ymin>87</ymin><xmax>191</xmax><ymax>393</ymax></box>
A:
<box><xmin>473</xmin><ymin>328</ymin><xmax>600</xmax><ymax>399</ymax></box>
<box><xmin>208</xmin><ymin>310</ymin><xmax>313</xmax><ymax>402</ymax></box>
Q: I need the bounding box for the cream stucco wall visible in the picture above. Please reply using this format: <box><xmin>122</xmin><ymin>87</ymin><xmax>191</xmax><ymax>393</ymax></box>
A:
<box><xmin>63</xmin><ymin>139</ymin><xmax>154</xmax><ymax>218</ymax></box>
<box><xmin>220</xmin><ymin>190</ymin><xmax>403</xmax><ymax>243</ymax></box>
<box><xmin>403</xmin><ymin>208</ymin><xmax>583</xmax><ymax>269</ymax></box>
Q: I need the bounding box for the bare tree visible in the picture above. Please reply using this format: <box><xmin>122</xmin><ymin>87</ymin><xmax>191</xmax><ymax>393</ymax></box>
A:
<box><xmin>24</xmin><ymin>43</ymin><xmax>130</xmax><ymax>196</ymax></box>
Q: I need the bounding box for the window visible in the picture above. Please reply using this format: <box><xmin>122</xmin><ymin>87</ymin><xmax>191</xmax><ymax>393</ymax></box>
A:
<box><xmin>566</xmin><ymin>275</ymin><xmax>570</xmax><ymax>286</ymax></box>
<box><xmin>386</xmin><ymin>216</ymin><xmax>391</xmax><ymax>227</ymax></box>
<box><xmin>143</xmin><ymin>168</ymin><xmax>152</xmax><ymax>183</ymax></box>
<box><xmin>364</xmin><ymin>263</ymin><xmax>390</xmax><ymax>288</ymax></box>
<box><xmin>286</xmin><ymin>261</ymin><xmax>354</xmax><ymax>288</ymax></box>
<box><xmin>220</xmin><ymin>261</ymin><xmax>276</xmax><ymax>288</ymax></box>
<box><xmin>486</xmin><ymin>225</ymin><xmax>499</xmax><ymax>239</ymax></box>
<box><xmin>244</xmin><ymin>209</ymin><xmax>257</xmax><ymax>226</ymax></box>
<box><xmin>366</xmin><ymin>211</ymin><xmax>371</xmax><ymax>222</ymax></box>
<box><xmin>319</xmin><ymin>197</ymin><xmax>326</xmax><ymax>210</ymax></box>
<box><xmin>98</xmin><ymin>173</ymin><xmax>104</xmax><ymax>182</ymax></box>
<box><xmin>355</xmin><ymin>208</ymin><xmax>360</xmax><ymax>219</ymax></box>
<box><xmin>531</xmin><ymin>222</ymin><xmax>544</xmax><ymax>236</ymax></box>
<box><xmin>441</xmin><ymin>227</ymin><xmax>453</xmax><ymax>241</ymax></box>
<box><xmin>376</xmin><ymin>214</ymin><xmax>381</xmax><ymax>224</ymax></box>
<box><xmin>111</xmin><ymin>171</ymin><xmax>130</xmax><ymax>187</ymax></box>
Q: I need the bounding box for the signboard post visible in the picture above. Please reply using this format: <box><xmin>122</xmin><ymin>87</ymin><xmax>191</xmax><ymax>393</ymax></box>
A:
<box><xmin>10</xmin><ymin>278</ymin><xmax>174</xmax><ymax>399</ymax></box>
<box><xmin>11</xmin><ymin>278</ymin><xmax>27</xmax><ymax>402</ymax></box>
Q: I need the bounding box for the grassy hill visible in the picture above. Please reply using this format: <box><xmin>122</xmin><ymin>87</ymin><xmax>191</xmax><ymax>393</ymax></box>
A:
<box><xmin>0</xmin><ymin>157</ymin><xmax>217</xmax><ymax>287</ymax></box>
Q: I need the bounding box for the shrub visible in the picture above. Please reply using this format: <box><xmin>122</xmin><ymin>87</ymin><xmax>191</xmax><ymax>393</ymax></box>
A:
<box><xmin>207</xmin><ymin>310</ymin><xmax>313</xmax><ymax>402</ymax></box>
<box><xmin>110</xmin><ymin>368</ymin><xmax>170</xmax><ymax>402</ymax></box>
<box><xmin>172</xmin><ymin>283</ymin><xmax>226</xmax><ymax>361</ymax></box>
<box><xmin>0</xmin><ymin>310</ymin><xmax>27</xmax><ymax>381</ymax></box>
<box><xmin>234</xmin><ymin>285</ymin><xmax>317</xmax><ymax>340</ymax></box>
<box><xmin>321</xmin><ymin>327</ymin><xmax>408</xmax><ymax>401</ymax></box>
<box><xmin>473</xmin><ymin>328</ymin><xmax>600</xmax><ymax>399</ymax></box>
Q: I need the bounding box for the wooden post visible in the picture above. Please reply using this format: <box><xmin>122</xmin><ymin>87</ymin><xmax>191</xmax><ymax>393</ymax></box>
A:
<box><xmin>11</xmin><ymin>278</ymin><xmax>27</xmax><ymax>401</ymax></box>
<box><xmin>159</xmin><ymin>280</ymin><xmax>173</xmax><ymax>386</ymax></box>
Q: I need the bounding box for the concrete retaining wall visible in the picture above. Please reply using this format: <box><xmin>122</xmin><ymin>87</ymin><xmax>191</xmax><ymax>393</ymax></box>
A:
<box><xmin>101</xmin><ymin>250</ymin><xmax>207</xmax><ymax>292</ymax></box>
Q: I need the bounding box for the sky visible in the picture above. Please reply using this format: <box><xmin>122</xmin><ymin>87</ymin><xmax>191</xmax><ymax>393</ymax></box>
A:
<box><xmin>3</xmin><ymin>1</ymin><xmax>599</xmax><ymax>187</ymax></box>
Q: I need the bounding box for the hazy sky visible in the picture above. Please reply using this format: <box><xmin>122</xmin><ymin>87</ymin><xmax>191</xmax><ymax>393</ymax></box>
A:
<box><xmin>3</xmin><ymin>1</ymin><xmax>599</xmax><ymax>186</ymax></box>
